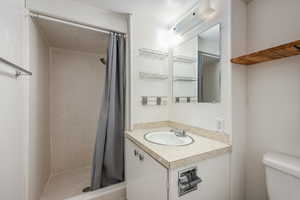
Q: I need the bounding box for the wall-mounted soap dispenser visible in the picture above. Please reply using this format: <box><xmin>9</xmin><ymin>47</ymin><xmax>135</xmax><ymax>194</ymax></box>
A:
<box><xmin>178</xmin><ymin>167</ymin><xmax>202</xmax><ymax>196</ymax></box>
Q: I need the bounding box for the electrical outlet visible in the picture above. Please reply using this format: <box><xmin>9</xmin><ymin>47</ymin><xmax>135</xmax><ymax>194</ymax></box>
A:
<box><xmin>216</xmin><ymin>118</ymin><xmax>225</xmax><ymax>133</ymax></box>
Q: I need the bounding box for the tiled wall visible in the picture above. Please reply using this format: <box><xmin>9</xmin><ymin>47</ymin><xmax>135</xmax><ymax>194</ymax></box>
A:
<box><xmin>50</xmin><ymin>49</ymin><xmax>106</xmax><ymax>174</ymax></box>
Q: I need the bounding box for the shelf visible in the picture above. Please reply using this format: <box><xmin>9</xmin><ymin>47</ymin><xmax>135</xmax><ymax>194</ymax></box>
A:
<box><xmin>173</xmin><ymin>55</ymin><xmax>197</xmax><ymax>63</ymax></box>
<box><xmin>138</xmin><ymin>48</ymin><xmax>168</xmax><ymax>59</ymax></box>
<box><xmin>173</xmin><ymin>76</ymin><xmax>197</xmax><ymax>81</ymax></box>
<box><xmin>139</xmin><ymin>72</ymin><xmax>168</xmax><ymax>80</ymax></box>
<box><xmin>231</xmin><ymin>40</ymin><xmax>300</xmax><ymax>65</ymax></box>
<box><xmin>0</xmin><ymin>56</ymin><xmax>32</xmax><ymax>78</ymax></box>
<box><xmin>199</xmin><ymin>51</ymin><xmax>221</xmax><ymax>65</ymax></box>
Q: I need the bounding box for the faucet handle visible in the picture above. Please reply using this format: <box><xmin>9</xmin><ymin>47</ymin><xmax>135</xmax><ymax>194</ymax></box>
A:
<box><xmin>171</xmin><ymin>128</ymin><xmax>187</xmax><ymax>137</ymax></box>
<box><xmin>171</xmin><ymin>128</ymin><xmax>181</xmax><ymax>132</ymax></box>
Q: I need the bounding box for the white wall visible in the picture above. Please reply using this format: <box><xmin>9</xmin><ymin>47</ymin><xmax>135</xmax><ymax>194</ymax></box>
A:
<box><xmin>28</xmin><ymin>17</ymin><xmax>51</xmax><ymax>200</ymax></box>
<box><xmin>246</xmin><ymin>0</ymin><xmax>300</xmax><ymax>199</ymax></box>
<box><xmin>169</xmin><ymin>0</ymin><xmax>231</xmax><ymax>132</ymax></box>
<box><xmin>230</xmin><ymin>1</ymin><xmax>248</xmax><ymax>200</ymax></box>
<box><xmin>130</xmin><ymin>14</ymin><xmax>170</xmax><ymax>125</ymax></box>
<box><xmin>26</xmin><ymin>0</ymin><xmax>128</xmax><ymax>33</ymax></box>
<box><xmin>0</xmin><ymin>0</ymin><xmax>27</xmax><ymax>200</ymax></box>
<box><xmin>50</xmin><ymin>48</ymin><xmax>105</xmax><ymax>174</ymax></box>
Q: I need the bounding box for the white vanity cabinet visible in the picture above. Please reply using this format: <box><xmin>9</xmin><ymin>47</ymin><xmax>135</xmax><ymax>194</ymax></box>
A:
<box><xmin>125</xmin><ymin>139</ymin><xmax>168</xmax><ymax>200</ymax></box>
<box><xmin>125</xmin><ymin>138</ymin><xmax>230</xmax><ymax>200</ymax></box>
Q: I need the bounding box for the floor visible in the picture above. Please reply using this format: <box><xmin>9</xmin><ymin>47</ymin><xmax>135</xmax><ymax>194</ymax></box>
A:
<box><xmin>41</xmin><ymin>167</ymin><xmax>91</xmax><ymax>200</ymax></box>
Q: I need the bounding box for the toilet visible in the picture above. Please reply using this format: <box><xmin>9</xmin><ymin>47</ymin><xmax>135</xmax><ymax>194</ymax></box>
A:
<box><xmin>263</xmin><ymin>152</ymin><xmax>300</xmax><ymax>200</ymax></box>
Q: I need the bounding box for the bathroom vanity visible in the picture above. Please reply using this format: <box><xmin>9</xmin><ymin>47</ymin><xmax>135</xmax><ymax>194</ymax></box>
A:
<box><xmin>125</xmin><ymin>122</ymin><xmax>231</xmax><ymax>200</ymax></box>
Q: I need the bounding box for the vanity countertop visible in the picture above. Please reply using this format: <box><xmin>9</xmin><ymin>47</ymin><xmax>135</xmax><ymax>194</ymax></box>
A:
<box><xmin>125</xmin><ymin>126</ymin><xmax>231</xmax><ymax>169</ymax></box>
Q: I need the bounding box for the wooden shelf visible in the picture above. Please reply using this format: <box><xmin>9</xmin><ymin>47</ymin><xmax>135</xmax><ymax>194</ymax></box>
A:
<box><xmin>231</xmin><ymin>40</ymin><xmax>300</xmax><ymax>65</ymax></box>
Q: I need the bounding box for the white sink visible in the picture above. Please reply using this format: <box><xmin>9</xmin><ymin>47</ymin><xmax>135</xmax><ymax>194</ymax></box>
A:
<box><xmin>144</xmin><ymin>131</ymin><xmax>194</xmax><ymax>146</ymax></box>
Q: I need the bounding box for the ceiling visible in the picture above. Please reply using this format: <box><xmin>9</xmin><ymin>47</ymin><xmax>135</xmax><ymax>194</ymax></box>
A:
<box><xmin>33</xmin><ymin>0</ymin><xmax>253</xmax><ymax>54</ymax></box>
<box><xmin>34</xmin><ymin>17</ymin><xmax>108</xmax><ymax>54</ymax></box>
<box><xmin>72</xmin><ymin>0</ymin><xmax>200</xmax><ymax>25</ymax></box>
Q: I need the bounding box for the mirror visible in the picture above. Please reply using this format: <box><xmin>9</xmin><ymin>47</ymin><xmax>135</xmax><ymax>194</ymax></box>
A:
<box><xmin>172</xmin><ymin>24</ymin><xmax>221</xmax><ymax>103</ymax></box>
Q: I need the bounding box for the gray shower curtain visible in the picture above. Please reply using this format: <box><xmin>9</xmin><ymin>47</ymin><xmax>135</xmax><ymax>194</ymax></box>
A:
<box><xmin>90</xmin><ymin>33</ymin><xmax>126</xmax><ymax>190</ymax></box>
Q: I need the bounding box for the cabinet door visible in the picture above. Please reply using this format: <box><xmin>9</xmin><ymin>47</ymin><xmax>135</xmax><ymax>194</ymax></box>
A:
<box><xmin>169</xmin><ymin>154</ymin><xmax>230</xmax><ymax>200</ymax></box>
<box><xmin>126</xmin><ymin>139</ymin><xmax>168</xmax><ymax>200</ymax></box>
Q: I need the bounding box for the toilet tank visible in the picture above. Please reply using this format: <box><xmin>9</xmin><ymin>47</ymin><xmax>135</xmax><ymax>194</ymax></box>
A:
<box><xmin>263</xmin><ymin>152</ymin><xmax>300</xmax><ymax>200</ymax></box>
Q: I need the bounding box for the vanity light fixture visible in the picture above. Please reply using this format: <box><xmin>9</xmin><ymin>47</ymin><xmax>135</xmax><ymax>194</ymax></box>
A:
<box><xmin>171</xmin><ymin>0</ymin><xmax>216</xmax><ymax>35</ymax></box>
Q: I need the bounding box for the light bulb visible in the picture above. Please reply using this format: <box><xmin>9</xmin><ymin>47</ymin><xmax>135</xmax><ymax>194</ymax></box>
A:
<box><xmin>158</xmin><ymin>29</ymin><xmax>182</xmax><ymax>49</ymax></box>
<box><xmin>201</xmin><ymin>7</ymin><xmax>216</xmax><ymax>19</ymax></box>
<box><xmin>199</xmin><ymin>0</ymin><xmax>216</xmax><ymax>20</ymax></box>
<box><xmin>168</xmin><ymin>30</ymin><xmax>182</xmax><ymax>47</ymax></box>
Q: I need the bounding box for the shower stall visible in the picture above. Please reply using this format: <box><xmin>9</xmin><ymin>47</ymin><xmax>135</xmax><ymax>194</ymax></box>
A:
<box><xmin>28</xmin><ymin>13</ymin><xmax>126</xmax><ymax>200</ymax></box>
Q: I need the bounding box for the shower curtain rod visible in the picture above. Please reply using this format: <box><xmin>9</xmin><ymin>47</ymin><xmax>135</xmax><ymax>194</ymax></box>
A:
<box><xmin>29</xmin><ymin>12</ymin><xmax>126</xmax><ymax>35</ymax></box>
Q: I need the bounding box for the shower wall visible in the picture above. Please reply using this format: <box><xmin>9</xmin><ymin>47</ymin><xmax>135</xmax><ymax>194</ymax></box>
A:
<box><xmin>28</xmin><ymin>18</ymin><xmax>51</xmax><ymax>200</ymax></box>
<box><xmin>50</xmin><ymin>48</ymin><xmax>106</xmax><ymax>174</ymax></box>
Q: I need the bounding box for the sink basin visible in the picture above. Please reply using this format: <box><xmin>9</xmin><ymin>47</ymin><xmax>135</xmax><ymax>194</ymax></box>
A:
<box><xmin>144</xmin><ymin>131</ymin><xmax>194</xmax><ymax>146</ymax></box>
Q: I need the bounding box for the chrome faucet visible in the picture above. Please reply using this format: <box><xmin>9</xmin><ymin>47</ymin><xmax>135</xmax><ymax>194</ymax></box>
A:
<box><xmin>171</xmin><ymin>128</ymin><xmax>186</xmax><ymax>137</ymax></box>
